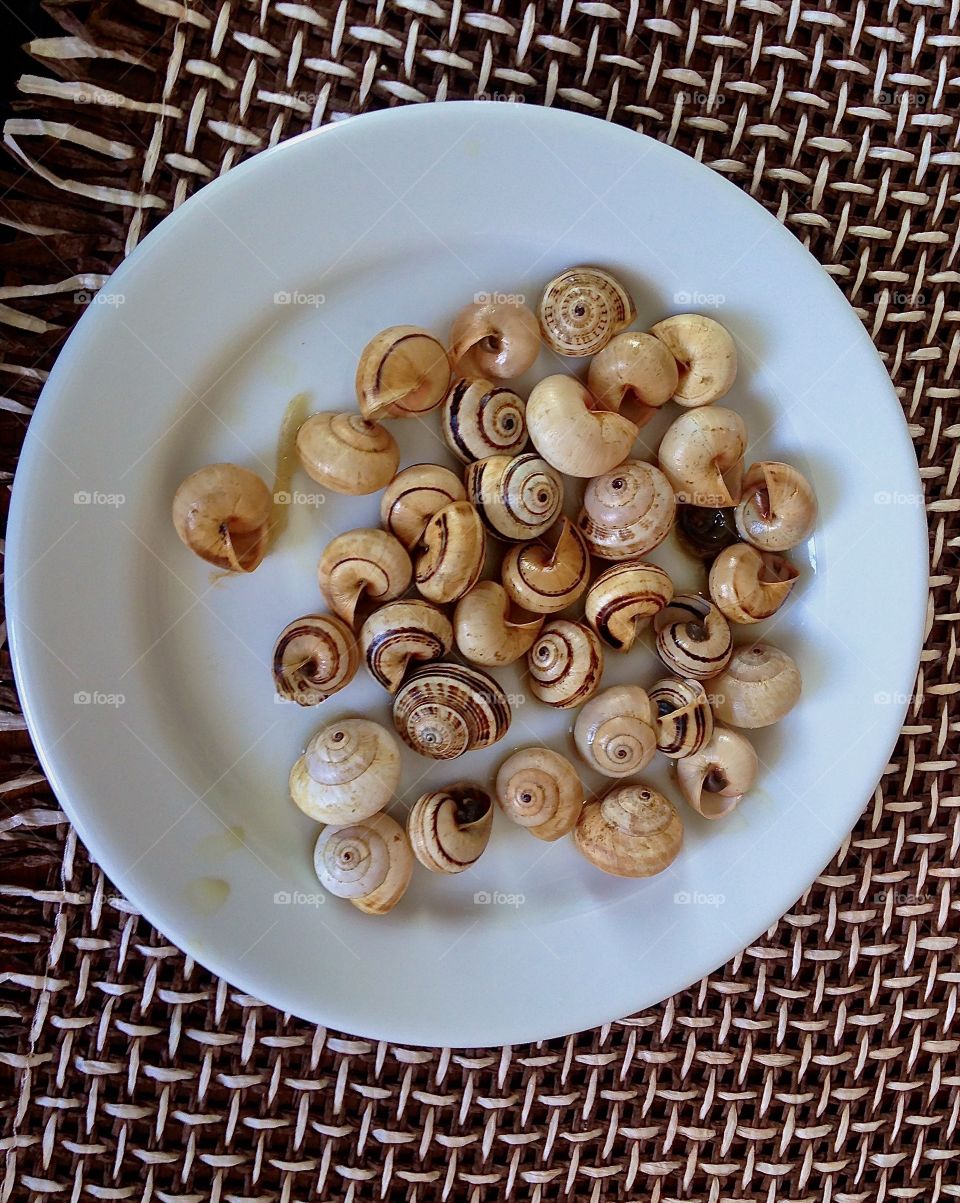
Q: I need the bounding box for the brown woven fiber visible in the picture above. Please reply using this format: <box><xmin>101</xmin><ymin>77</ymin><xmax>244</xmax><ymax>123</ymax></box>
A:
<box><xmin>2</xmin><ymin>0</ymin><xmax>958</xmax><ymax>1198</ymax></box>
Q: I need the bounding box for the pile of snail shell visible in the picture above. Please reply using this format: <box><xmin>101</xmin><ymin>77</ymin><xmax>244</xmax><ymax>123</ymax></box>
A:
<box><xmin>172</xmin><ymin>267</ymin><xmax>817</xmax><ymax>916</ymax></box>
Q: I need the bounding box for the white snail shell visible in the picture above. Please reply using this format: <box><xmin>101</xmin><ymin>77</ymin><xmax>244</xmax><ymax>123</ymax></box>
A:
<box><xmin>584</xmin><ymin>560</ymin><xmax>674</xmax><ymax>652</ymax></box>
<box><xmin>290</xmin><ymin>719</ymin><xmax>401</xmax><ymax>824</ymax></box>
<box><xmin>526</xmin><ymin>619</ymin><xmax>604</xmax><ymax>710</ymax></box>
<box><xmin>578</xmin><ymin>459</ymin><xmax>676</xmax><ymax>561</ymax></box>
<box><xmin>380</xmin><ymin>463</ymin><xmax>466</xmax><ymax>551</ymax></box>
<box><xmin>441</xmin><ymin>378</ymin><xmax>528</xmax><ymax>464</ymax></box>
<box><xmin>501</xmin><ymin>517</ymin><xmax>590</xmax><ymax>615</ymax></box>
<box><xmin>273</xmin><ymin>613</ymin><xmax>359</xmax><ymax>706</ymax></box>
<box><xmin>574</xmin><ymin>783</ymin><xmax>683</xmax><ymax>878</ymax></box>
<box><xmin>574</xmin><ymin>684</ymin><xmax>657</xmax><ymax>778</ymax></box>
<box><xmin>317</xmin><ymin>528</ymin><xmax>413</xmax><ymax>627</ymax></box>
<box><xmin>453</xmin><ymin>581</ymin><xmax>543</xmax><ymax>667</ymax></box>
<box><xmin>735</xmin><ymin>461</ymin><xmax>818</xmax><ymax>552</ymax></box>
<box><xmin>355</xmin><ymin>325</ymin><xmax>451</xmax><ymax>421</ymax></box>
<box><xmin>465</xmin><ymin>452</ymin><xmax>564</xmax><ymax>542</ymax></box>
<box><xmin>676</xmin><ymin>726</ymin><xmax>758</xmax><ymax>820</ymax></box>
<box><xmin>649</xmin><ymin>313</ymin><xmax>737</xmax><ymax>407</ymax></box>
<box><xmin>296</xmin><ymin>411</ymin><xmax>399</xmax><ymax>495</ymax></box>
<box><xmin>495</xmin><ymin>747</ymin><xmax>584</xmax><ymax>841</ymax></box>
<box><xmin>449</xmin><ymin>300</ymin><xmax>541</xmax><ymax>380</ymax></box>
<box><xmin>526</xmin><ymin>375</ymin><xmax>638</xmax><ymax>479</ymax></box>
<box><xmin>654</xmin><ymin>594</ymin><xmax>733</xmax><ymax>680</ymax></box>
<box><xmin>172</xmin><ymin>463</ymin><xmax>272</xmax><ymax>572</ymax></box>
<box><xmin>359</xmin><ymin>599</ymin><xmax>453</xmax><ymax>694</ymax></box>
<box><xmin>393</xmin><ymin>663</ymin><xmax>511</xmax><ymax>760</ymax></box>
<box><xmin>708</xmin><ymin>543</ymin><xmax>799</xmax><ymax>624</ymax></box>
<box><xmin>658</xmin><ymin>406</ymin><xmax>747</xmax><ymax>507</ymax></box>
<box><xmin>586</xmin><ymin>331</ymin><xmax>679</xmax><ymax>422</ymax></box>
<box><xmin>709</xmin><ymin>643</ymin><xmax>801</xmax><ymax>728</ymax></box>
<box><xmin>415</xmin><ymin>500</ymin><xmax>487</xmax><ymax>604</ymax></box>
<box><xmin>648</xmin><ymin>677</ymin><xmax>714</xmax><ymax>759</ymax></box>
<box><xmin>314</xmin><ymin>812</ymin><xmax>413</xmax><ymax>915</ymax></box>
<box><xmin>407</xmin><ymin>785</ymin><xmax>493</xmax><ymax>873</ymax></box>
<box><xmin>539</xmin><ymin>266</ymin><xmax>636</xmax><ymax>357</ymax></box>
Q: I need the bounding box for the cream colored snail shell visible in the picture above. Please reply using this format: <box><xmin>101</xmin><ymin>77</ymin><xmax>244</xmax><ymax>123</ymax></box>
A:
<box><xmin>273</xmin><ymin>613</ymin><xmax>359</xmax><ymax>706</ymax></box>
<box><xmin>658</xmin><ymin>406</ymin><xmax>747</xmax><ymax>507</ymax></box>
<box><xmin>587</xmin><ymin>331</ymin><xmax>679</xmax><ymax>423</ymax></box>
<box><xmin>539</xmin><ymin>266</ymin><xmax>636</xmax><ymax>357</ymax></box>
<box><xmin>449</xmin><ymin>301</ymin><xmax>541</xmax><ymax>380</ymax></box>
<box><xmin>501</xmin><ymin>517</ymin><xmax>590</xmax><ymax>615</ymax></box>
<box><xmin>465</xmin><ymin>452</ymin><xmax>564</xmax><ymax>542</ymax></box>
<box><xmin>735</xmin><ymin>461</ymin><xmax>818</xmax><ymax>552</ymax></box>
<box><xmin>527</xmin><ymin>619</ymin><xmax>604</xmax><ymax>710</ymax></box>
<box><xmin>709</xmin><ymin>643</ymin><xmax>802</xmax><ymax>728</ymax></box>
<box><xmin>574</xmin><ymin>783</ymin><xmax>683</xmax><ymax>878</ymax></box>
<box><xmin>441</xmin><ymin>377</ymin><xmax>528</xmax><ymax>464</ymax></box>
<box><xmin>380</xmin><ymin>463</ymin><xmax>466</xmax><ymax>550</ymax></box>
<box><xmin>415</xmin><ymin>500</ymin><xmax>486</xmax><ymax>604</ymax></box>
<box><xmin>649</xmin><ymin>677</ymin><xmax>714</xmax><ymax>759</ymax></box>
<box><xmin>290</xmin><ymin>719</ymin><xmax>401</xmax><ymax>824</ymax></box>
<box><xmin>526</xmin><ymin>375</ymin><xmax>638</xmax><ymax>478</ymax></box>
<box><xmin>295</xmin><ymin>411</ymin><xmax>399</xmax><ymax>495</ymax></box>
<box><xmin>578</xmin><ymin>459</ymin><xmax>677</xmax><ymax>561</ymax></box>
<box><xmin>709</xmin><ymin>544</ymin><xmax>799</xmax><ymax>624</ymax></box>
<box><xmin>359</xmin><ymin>599</ymin><xmax>453</xmax><ymax>693</ymax></box>
<box><xmin>650</xmin><ymin>313</ymin><xmax>738</xmax><ymax>407</ymax></box>
<box><xmin>574</xmin><ymin>685</ymin><xmax>657</xmax><ymax>778</ymax></box>
<box><xmin>314</xmin><ymin>812</ymin><xmax>413</xmax><ymax>915</ymax></box>
<box><xmin>584</xmin><ymin>560</ymin><xmax>674</xmax><ymax>653</ymax></box>
<box><xmin>453</xmin><ymin>581</ymin><xmax>543</xmax><ymax>667</ymax></box>
<box><xmin>677</xmin><ymin>726</ymin><xmax>758</xmax><ymax>820</ymax></box>
<box><xmin>654</xmin><ymin>594</ymin><xmax>733</xmax><ymax>680</ymax></box>
<box><xmin>355</xmin><ymin>325</ymin><xmax>451</xmax><ymax>421</ymax></box>
<box><xmin>407</xmin><ymin>784</ymin><xmax>493</xmax><ymax>874</ymax></box>
<box><xmin>172</xmin><ymin>463</ymin><xmax>272</xmax><ymax>572</ymax></box>
<box><xmin>393</xmin><ymin>663</ymin><xmax>511</xmax><ymax>760</ymax></box>
<box><xmin>317</xmin><ymin>528</ymin><xmax>413</xmax><ymax>627</ymax></box>
<box><xmin>495</xmin><ymin>747</ymin><xmax>584</xmax><ymax>841</ymax></box>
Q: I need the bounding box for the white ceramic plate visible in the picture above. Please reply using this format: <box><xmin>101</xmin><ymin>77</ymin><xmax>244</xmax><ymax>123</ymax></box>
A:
<box><xmin>6</xmin><ymin>103</ymin><xmax>926</xmax><ymax>1047</ymax></box>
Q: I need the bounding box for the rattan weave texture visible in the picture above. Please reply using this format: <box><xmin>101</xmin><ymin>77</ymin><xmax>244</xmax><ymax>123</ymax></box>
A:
<box><xmin>1</xmin><ymin>1</ymin><xmax>958</xmax><ymax>1200</ymax></box>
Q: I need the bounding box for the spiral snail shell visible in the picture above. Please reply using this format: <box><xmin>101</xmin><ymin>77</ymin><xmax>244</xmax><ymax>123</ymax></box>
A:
<box><xmin>453</xmin><ymin>581</ymin><xmax>543</xmax><ymax>667</ymax></box>
<box><xmin>574</xmin><ymin>783</ymin><xmax>683</xmax><ymax>878</ymax></box>
<box><xmin>407</xmin><ymin>784</ymin><xmax>494</xmax><ymax>873</ymax></box>
<box><xmin>676</xmin><ymin>726</ymin><xmax>758</xmax><ymax>820</ymax></box>
<box><xmin>708</xmin><ymin>643</ymin><xmax>801</xmax><ymax>728</ymax></box>
<box><xmin>465</xmin><ymin>452</ymin><xmax>564</xmax><ymax>542</ymax></box>
<box><xmin>273</xmin><ymin>613</ymin><xmax>359</xmax><ymax>706</ymax></box>
<box><xmin>586</xmin><ymin>331</ymin><xmax>679</xmax><ymax>421</ymax></box>
<box><xmin>449</xmin><ymin>299</ymin><xmax>541</xmax><ymax>380</ymax></box>
<box><xmin>359</xmin><ymin>599</ymin><xmax>453</xmax><ymax>694</ymax></box>
<box><xmin>172</xmin><ymin>463</ymin><xmax>272</xmax><ymax>573</ymax></box>
<box><xmin>296</xmin><ymin>411</ymin><xmax>399</xmax><ymax>495</ymax></box>
<box><xmin>441</xmin><ymin>378</ymin><xmax>528</xmax><ymax>464</ymax></box>
<box><xmin>584</xmin><ymin>561</ymin><xmax>674</xmax><ymax>652</ymax></box>
<box><xmin>415</xmin><ymin>500</ymin><xmax>486</xmax><ymax>604</ymax></box>
<box><xmin>650</xmin><ymin>313</ymin><xmax>737</xmax><ymax>408</ymax></box>
<box><xmin>317</xmin><ymin>528</ymin><xmax>413</xmax><ymax>627</ymax></box>
<box><xmin>526</xmin><ymin>619</ymin><xmax>604</xmax><ymax>710</ymax></box>
<box><xmin>654</xmin><ymin>594</ymin><xmax>733</xmax><ymax>680</ymax></box>
<box><xmin>495</xmin><ymin>747</ymin><xmax>584</xmax><ymax>841</ymax></box>
<box><xmin>526</xmin><ymin>375</ymin><xmax>638</xmax><ymax>479</ymax></box>
<box><xmin>393</xmin><ymin>663</ymin><xmax>511</xmax><ymax>760</ymax></box>
<box><xmin>289</xmin><ymin>719</ymin><xmax>401</xmax><ymax>824</ymax></box>
<box><xmin>648</xmin><ymin>677</ymin><xmax>714</xmax><ymax>759</ymax></box>
<box><xmin>380</xmin><ymin>463</ymin><xmax>466</xmax><ymax>551</ymax></box>
<box><xmin>355</xmin><ymin>325</ymin><xmax>451</xmax><ymax>421</ymax></box>
<box><xmin>313</xmin><ymin>812</ymin><xmax>413</xmax><ymax>915</ymax></box>
<box><xmin>574</xmin><ymin>685</ymin><xmax>657</xmax><ymax>778</ymax></box>
<box><xmin>658</xmin><ymin>406</ymin><xmax>747</xmax><ymax>507</ymax></box>
<box><xmin>578</xmin><ymin>460</ymin><xmax>677</xmax><ymax>561</ymax></box>
<box><xmin>708</xmin><ymin>543</ymin><xmax>799</xmax><ymax>624</ymax></box>
<box><xmin>539</xmin><ymin>266</ymin><xmax>636</xmax><ymax>357</ymax></box>
<box><xmin>735</xmin><ymin>461</ymin><xmax>818</xmax><ymax>552</ymax></box>
<box><xmin>501</xmin><ymin>517</ymin><xmax>590</xmax><ymax>615</ymax></box>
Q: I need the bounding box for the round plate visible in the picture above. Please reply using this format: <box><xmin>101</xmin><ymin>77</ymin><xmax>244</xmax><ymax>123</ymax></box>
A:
<box><xmin>6</xmin><ymin>103</ymin><xmax>926</xmax><ymax>1047</ymax></box>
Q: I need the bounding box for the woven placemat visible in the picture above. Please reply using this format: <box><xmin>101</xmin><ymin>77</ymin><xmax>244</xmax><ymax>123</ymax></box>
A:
<box><xmin>2</xmin><ymin>1</ymin><xmax>958</xmax><ymax>1198</ymax></box>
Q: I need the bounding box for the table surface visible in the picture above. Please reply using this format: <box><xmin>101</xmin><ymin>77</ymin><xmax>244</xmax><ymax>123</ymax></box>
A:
<box><xmin>1</xmin><ymin>1</ymin><xmax>957</xmax><ymax>1199</ymax></box>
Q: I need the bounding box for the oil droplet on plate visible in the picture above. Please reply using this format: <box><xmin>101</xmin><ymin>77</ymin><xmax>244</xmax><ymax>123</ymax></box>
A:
<box><xmin>185</xmin><ymin>877</ymin><xmax>230</xmax><ymax>915</ymax></box>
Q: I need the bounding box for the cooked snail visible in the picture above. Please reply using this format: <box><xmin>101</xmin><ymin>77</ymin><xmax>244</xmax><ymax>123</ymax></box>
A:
<box><xmin>735</xmin><ymin>461</ymin><xmax>817</xmax><ymax>552</ymax></box>
<box><xmin>296</xmin><ymin>411</ymin><xmax>398</xmax><ymax>495</ymax></box>
<box><xmin>415</xmin><ymin>500</ymin><xmax>486</xmax><ymax>604</ymax></box>
<box><xmin>501</xmin><ymin>517</ymin><xmax>590</xmax><ymax>615</ymax></box>
<box><xmin>465</xmin><ymin>452</ymin><xmax>564</xmax><ymax>541</ymax></box>
<box><xmin>526</xmin><ymin>375</ymin><xmax>638</xmax><ymax>478</ymax></box>
<box><xmin>658</xmin><ymin>406</ymin><xmax>747</xmax><ymax>507</ymax></box>
<box><xmin>709</xmin><ymin>643</ymin><xmax>801</xmax><ymax>728</ymax></box>
<box><xmin>449</xmin><ymin>300</ymin><xmax>541</xmax><ymax>380</ymax></box>
<box><xmin>313</xmin><ymin>812</ymin><xmax>413</xmax><ymax>915</ymax></box>
<box><xmin>650</xmin><ymin>313</ymin><xmax>737</xmax><ymax>407</ymax></box>
<box><xmin>355</xmin><ymin>325</ymin><xmax>451</xmax><ymax>421</ymax></box>
<box><xmin>441</xmin><ymin>378</ymin><xmax>528</xmax><ymax>463</ymax></box>
<box><xmin>380</xmin><ymin>463</ymin><xmax>466</xmax><ymax>550</ymax></box>
<box><xmin>578</xmin><ymin>459</ymin><xmax>676</xmax><ymax>561</ymax></box>
<box><xmin>393</xmin><ymin>663</ymin><xmax>511</xmax><ymax>759</ymax></box>
<box><xmin>407</xmin><ymin>784</ymin><xmax>493</xmax><ymax>873</ymax></box>
<box><xmin>586</xmin><ymin>331</ymin><xmax>679</xmax><ymax>422</ymax></box>
<box><xmin>317</xmin><ymin>528</ymin><xmax>412</xmax><ymax>626</ymax></box>
<box><xmin>676</xmin><ymin>726</ymin><xmax>758</xmax><ymax>819</ymax></box>
<box><xmin>574</xmin><ymin>783</ymin><xmax>683</xmax><ymax>878</ymax></box>
<box><xmin>359</xmin><ymin>599</ymin><xmax>453</xmax><ymax>693</ymax></box>
<box><xmin>453</xmin><ymin>580</ymin><xmax>543</xmax><ymax>667</ymax></box>
<box><xmin>654</xmin><ymin>594</ymin><xmax>733</xmax><ymax>679</ymax></box>
<box><xmin>648</xmin><ymin>677</ymin><xmax>714</xmax><ymax>758</ymax></box>
<box><xmin>574</xmin><ymin>685</ymin><xmax>657</xmax><ymax>777</ymax></box>
<box><xmin>539</xmin><ymin>266</ymin><xmax>636</xmax><ymax>357</ymax></box>
<box><xmin>273</xmin><ymin>613</ymin><xmax>359</xmax><ymax>705</ymax></box>
<box><xmin>584</xmin><ymin>561</ymin><xmax>674</xmax><ymax>652</ymax></box>
<box><xmin>526</xmin><ymin>619</ymin><xmax>604</xmax><ymax>709</ymax></box>
<box><xmin>709</xmin><ymin>544</ymin><xmax>799</xmax><ymax>624</ymax></box>
<box><xmin>495</xmin><ymin>747</ymin><xmax>584</xmax><ymax>841</ymax></box>
<box><xmin>172</xmin><ymin>463</ymin><xmax>272</xmax><ymax>572</ymax></box>
<box><xmin>290</xmin><ymin>719</ymin><xmax>401</xmax><ymax>824</ymax></box>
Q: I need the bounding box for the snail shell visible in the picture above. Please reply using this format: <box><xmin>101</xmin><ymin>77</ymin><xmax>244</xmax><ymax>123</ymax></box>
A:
<box><xmin>355</xmin><ymin>325</ymin><xmax>451</xmax><ymax>421</ymax></box>
<box><xmin>295</xmin><ymin>411</ymin><xmax>399</xmax><ymax>495</ymax></box>
<box><xmin>465</xmin><ymin>452</ymin><xmax>564</xmax><ymax>542</ymax></box>
<box><xmin>708</xmin><ymin>543</ymin><xmax>799</xmax><ymax>624</ymax></box>
<box><xmin>574</xmin><ymin>684</ymin><xmax>657</xmax><ymax>778</ymax></box>
<box><xmin>654</xmin><ymin>594</ymin><xmax>733</xmax><ymax>679</ymax></box>
<box><xmin>393</xmin><ymin>663</ymin><xmax>511</xmax><ymax>760</ymax></box>
<box><xmin>650</xmin><ymin>313</ymin><xmax>737</xmax><ymax>407</ymax></box>
<box><xmin>172</xmin><ymin>463</ymin><xmax>272</xmax><ymax>572</ymax></box>
<box><xmin>648</xmin><ymin>677</ymin><xmax>714</xmax><ymax>759</ymax></box>
<box><xmin>359</xmin><ymin>599</ymin><xmax>453</xmax><ymax>693</ymax></box>
<box><xmin>290</xmin><ymin>719</ymin><xmax>401</xmax><ymax>824</ymax></box>
<box><xmin>709</xmin><ymin>643</ymin><xmax>801</xmax><ymax>728</ymax></box>
<box><xmin>501</xmin><ymin>517</ymin><xmax>590</xmax><ymax>615</ymax></box>
<box><xmin>539</xmin><ymin>266</ymin><xmax>636</xmax><ymax>357</ymax></box>
<box><xmin>495</xmin><ymin>747</ymin><xmax>584</xmax><ymax>841</ymax></box>
<box><xmin>677</xmin><ymin>726</ymin><xmax>758</xmax><ymax>820</ymax></box>
<box><xmin>407</xmin><ymin>784</ymin><xmax>493</xmax><ymax>873</ymax></box>
<box><xmin>526</xmin><ymin>619</ymin><xmax>604</xmax><ymax>710</ymax></box>
<box><xmin>584</xmin><ymin>561</ymin><xmax>674</xmax><ymax>652</ymax></box>
<box><xmin>578</xmin><ymin>459</ymin><xmax>677</xmax><ymax>561</ymax></box>
<box><xmin>441</xmin><ymin>377</ymin><xmax>528</xmax><ymax>464</ymax></box>
<box><xmin>415</xmin><ymin>500</ymin><xmax>486</xmax><ymax>604</ymax></box>
<box><xmin>380</xmin><ymin>463</ymin><xmax>466</xmax><ymax>551</ymax></box>
<box><xmin>314</xmin><ymin>812</ymin><xmax>413</xmax><ymax>915</ymax></box>
<box><xmin>317</xmin><ymin>528</ymin><xmax>413</xmax><ymax>627</ymax></box>
<box><xmin>526</xmin><ymin>375</ymin><xmax>638</xmax><ymax>479</ymax></box>
<box><xmin>574</xmin><ymin>783</ymin><xmax>683</xmax><ymax>878</ymax></box>
<box><xmin>586</xmin><ymin>331</ymin><xmax>679</xmax><ymax>422</ymax></box>
<box><xmin>273</xmin><ymin>613</ymin><xmax>359</xmax><ymax>705</ymax></box>
<box><xmin>453</xmin><ymin>581</ymin><xmax>543</xmax><ymax>667</ymax></box>
<box><xmin>449</xmin><ymin>300</ymin><xmax>541</xmax><ymax>380</ymax></box>
<box><xmin>735</xmin><ymin>461</ymin><xmax>818</xmax><ymax>552</ymax></box>
<box><xmin>658</xmin><ymin>406</ymin><xmax>747</xmax><ymax>507</ymax></box>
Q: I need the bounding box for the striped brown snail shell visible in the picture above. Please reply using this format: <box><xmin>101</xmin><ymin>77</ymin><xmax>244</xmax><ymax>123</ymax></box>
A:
<box><xmin>273</xmin><ymin>613</ymin><xmax>359</xmax><ymax>706</ymax></box>
<box><xmin>465</xmin><ymin>452</ymin><xmax>564</xmax><ymax>542</ymax></box>
<box><xmin>359</xmin><ymin>599</ymin><xmax>453</xmax><ymax>694</ymax></box>
<box><xmin>539</xmin><ymin>266</ymin><xmax>636</xmax><ymax>357</ymax></box>
<box><xmin>407</xmin><ymin>784</ymin><xmax>493</xmax><ymax>874</ymax></box>
<box><xmin>501</xmin><ymin>517</ymin><xmax>590</xmax><ymax>615</ymax></box>
<box><xmin>393</xmin><ymin>663</ymin><xmax>511</xmax><ymax>760</ymax></box>
<box><xmin>648</xmin><ymin>677</ymin><xmax>714</xmax><ymax>759</ymax></box>
<box><xmin>415</xmin><ymin>500</ymin><xmax>486</xmax><ymax>604</ymax></box>
<box><xmin>355</xmin><ymin>325</ymin><xmax>451</xmax><ymax>421</ymax></box>
<box><xmin>526</xmin><ymin>619</ymin><xmax>604</xmax><ymax>710</ymax></box>
<box><xmin>317</xmin><ymin>528</ymin><xmax>412</xmax><ymax>627</ymax></box>
<box><xmin>584</xmin><ymin>560</ymin><xmax>674</xmax><ymax>653</ymax></box>
<box><xmin>654</xmin><ymin>594</ymin><xmax>732</xmax><ymax>680</ymax></box>
<box><xmin>578</xmin><ymin>460</ymin><xmax>676</xmax><ymax>561</ymax></box>
<box><xmin>380</xmin><ymin>464</ymin><xmax>466</xmax><ymax>551</ymax></box>
<box><xmin>441</xmin><ymin>378</ymin><xmax>528</xmax><ymax>464</ymax></box>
